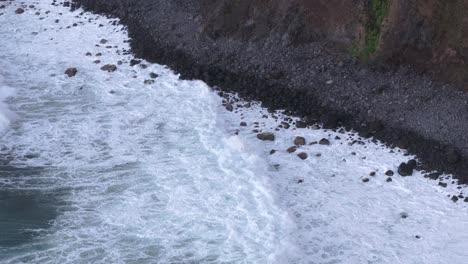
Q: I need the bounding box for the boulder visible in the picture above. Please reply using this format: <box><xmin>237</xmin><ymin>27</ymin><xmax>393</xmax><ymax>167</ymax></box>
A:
<box><xmin>257</xmin><ymin>132</ymin><xmax>275</xmax><ymax>141</ymax></box>
<box><xmin>297</xmin><ymin>152</ymin><xmax>308</xmax><ymax>160</ymax></box>
<box><xmin>64</xmin><ymin>67</ymin><xmax>77</xmax><ymax>77</ymax></box>
<box><xmin>398</xmin><ymin>160</ymin><xmax>416</xmax><ymax>176</ymax></box>
<box><xmin>100</xmin><ymin>64</ymin><xmax>117</xmax><ymax>72</ymax></box>
<box><xmin>287</xmin><ymin>146</ymin><xmax>297</xmax><ymax>153</ymax></box>
<box><xmin>294</xmin><ymin>136</ymin><xmax>306</xmax><ymax>146</ymax></box>
<box><xmin>319</xmin><ymin>138</ymin><xmax>330</xmax><ymax>145</ymax></box>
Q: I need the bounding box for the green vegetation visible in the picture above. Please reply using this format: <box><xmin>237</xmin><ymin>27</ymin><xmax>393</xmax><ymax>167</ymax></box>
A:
<box><xmin>353</xmin><ymin>0</ymin><xmax>389</xmax><ymax>60</ymax></box>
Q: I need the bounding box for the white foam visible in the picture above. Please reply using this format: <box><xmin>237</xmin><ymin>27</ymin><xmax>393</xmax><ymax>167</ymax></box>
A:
<box><xmin>0</xmin><ymin>75</ymin><xmax>15</xmax><ymax>132</ymax></box>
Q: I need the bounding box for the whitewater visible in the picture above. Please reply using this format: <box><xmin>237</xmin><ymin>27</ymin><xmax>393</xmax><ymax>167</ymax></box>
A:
<box><xmin>0</xmin><ymin>1</ymin><xmax>467</xmax><ymax>264</ymax></box>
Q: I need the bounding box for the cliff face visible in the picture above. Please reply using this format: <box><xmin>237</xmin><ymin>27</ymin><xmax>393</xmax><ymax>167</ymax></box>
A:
<box><xmin>199</xmin><ymin>0</ymin><xmax>468</xmax><ymax>90</ymax></box>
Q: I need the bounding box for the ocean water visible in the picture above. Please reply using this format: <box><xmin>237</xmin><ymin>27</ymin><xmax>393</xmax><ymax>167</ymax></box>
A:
<box><xmin>0</xmin><ymin>1</ymin><xmax>467</xmax><ymax>264</ymax></box>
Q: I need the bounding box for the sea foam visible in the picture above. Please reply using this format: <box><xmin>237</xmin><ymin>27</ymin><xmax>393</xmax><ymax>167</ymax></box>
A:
<box><xmin>0</xmin><ymin>74</ymin><xmax>15</xmax><ymax>132</ymax></box>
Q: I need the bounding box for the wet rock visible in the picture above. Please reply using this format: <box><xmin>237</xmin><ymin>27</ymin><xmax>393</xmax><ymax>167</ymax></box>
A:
<box><xmin>85</xmin><ymin>52</ymin><xmax>92</xmax><ymax>56</ymax></box>
<box><xmin>149</xmin><ymin>72</ymin><xmax>159</xmax><ymax>79</ymax></box>
<box><xmin>96</xmin><ymin>53</ymin><xmax>102</xmax><ymax>56</ymax></box>
<box><xmin>464</xmin><ymin>197</ymin><xmax>468</xmax><ymax>203</ymax></box>
<box><xmin>257</xmin><ymin>132</ymin><xmax>275</xmax><ymax>141</ymax></box>
<box><xmin>438</xmin><ymin>182</ymin><xmax>447</xmax><ymax>188</ymax></box>
<box><xmin>319</xmin><ymin>138</ymin><xmax>330</xmax><ymax>145</ymax></box>
<box><xmin>297</xmin><ymin>179</ymin><xmax>304</xmax><ymax>183</ymax></box>
<box><xmin>100</xmin><ymin>39</ymin><xmax>107</xmax><ymax>44</ymax></box>
<box><xmin>386</xmin><ymin>177</ymin><xmax>393</xmax><ymax>182</ymax></box>
<box><xmin>385</xmin><ymin>170</ymin><xmax>394</xmax><ymax>176</ymax></box>
<box><xmin>100</xmin><ymin>64</ymin><xmax>117</xmax><ymax>72</ymax></box>
<box><xmin>398</xmin><ymin>160</ymin><xmax>416</xmax><ymax>176</ymax></box>
<box><xmin>362</xmin><ymin>178</ymin><xmax>370</xmax><ymax>183</ymax></box>
<box><xmin>287</xmin><ymin>146</ymin><xmax>297</xmax><ymax>153</ymax></box>
<box><xmin>15</xmin><ymin>8</ymin><xmax>24</xmax><ymax>14</ymax></box>
<box><xmin>294</xmin><ymin>136</ymin><xmax>306</xmax><ymax>146</ymax></box>
<box><xmin>130</xmin><ymin>59</ymin><xmax>141</xmax><ymax>67</ymax></box>
<box><xmin>240</xmin><ymin>122</ymin><xmax>247</xmax><ymax>126</ymax></box>
<box><xmin>451</xmin><ymin>196</ymin><xmax>459</xmax><ymax>202</ymax></box>
<box><xmin>144</xmin><ymin>79</ymin><xmax>155</xmax><ymax>85</ymax></box>
<box><xmin>64</xmin><ymin>67</ymin><xmax>77</xmax><ymax>77</ymax></box>
<box><xmin>297</xmin><ymin>152</ymin><xmax>308</xmax><ymax>160</ymax></box>
<box><xmin>93</xmin><ymin>60</ymin><xmax>101</xmax><ymax>64</ymax></box>
<box><xmin>225</xmin><ymin>103</ymin><xmax>233</xmax><ymax>112</ymax></box>
<box><xmin>270</xmin><ymin>149</ymin><xmax>276</xmax><ymax>155</ymax></box>
<box><xmin>370</xmin><ymin>171</ymin><xmax>376</xmax><ymax>176</ymax></box>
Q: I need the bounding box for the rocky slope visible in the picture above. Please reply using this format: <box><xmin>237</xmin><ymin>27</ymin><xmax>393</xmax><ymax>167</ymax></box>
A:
<box><xmin>70</xmin><ymin>0</ymin><xmax>468</xmax><ymax>183</ymax></box>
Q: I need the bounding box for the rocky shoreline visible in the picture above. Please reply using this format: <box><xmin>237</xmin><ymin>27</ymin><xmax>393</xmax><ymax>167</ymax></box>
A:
<box><xmin>70</xmin><ymin>0</ymin><xmax>468</xmax><ymax>183</ymax></box>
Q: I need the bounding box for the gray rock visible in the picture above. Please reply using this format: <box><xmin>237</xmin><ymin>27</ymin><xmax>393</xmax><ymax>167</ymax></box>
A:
<box><xmin>65</xmin><ymin>67</ymin><xmax>77</xmax><ymax>77</ymax></box>
<box><xmin>100</xmin><ymin>64</ymin><xmax>117</xmax><ymax>72</ymax></box>
<box><xmin>257</xmin><ymin>132</ymin><xmax>275</xmax><ymax>141</ymax></box>
<box><xmin>294</xmin><ymin>136</ymin><xmax>306</xmax><ymax>146</ymax></box>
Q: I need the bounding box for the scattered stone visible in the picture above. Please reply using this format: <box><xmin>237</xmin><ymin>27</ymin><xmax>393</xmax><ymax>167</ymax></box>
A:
<box><xmin>386</xmin><ymin>177</ymin><xmax>393</xmax><ymax>182</ymax></box>
<box><xmin>415</xmin><ymin>235</ymin><xmax>421</xmax><ymax>239</ymax></box>
<box><xmin>398</xmin><ymin>160</ymin><xmax>416</xmax><ymax>176</ymax></box>
<box><xmin>438</xmin><ymin>182</ymin><xmax>447</xmax><ymax>188</ymax></box>
<box><xmin>362</xmin><ymin>178</ymin><xmax>370</xmax><ymax>183</ymax></box>
<box><xmin>144</xmin><ymin>79</ymin><xmax>155</xmax><ymax>85</ymax></box>
<box><xmin>96</xmin><ymin>53</ymin><xmax>102</xmax><ymax>56</ymax></box>
<box><xmin>294</xmin><ymin>136</ymin><xmax>306</xmax><ymax>146</ymax></box>
<box><xmin>225</xmin><ymin>103</ymin><xmax>233</xmax><ymax>112</ymax></box>
<box><xmin>100</xmin><ymin>64</ymin><xmax>117</xmax><ymax>72</ymax></box>
<box><xmin>297</xmin><ymin>179</ymin><xmax>304</xmax><ymax>183</ymax></box>
<box><xmin>129</xmin><ymin>59</ymin><xmax>141</xmax><ymax>66</ymax></box>
<box><xmin>270</xmin><ymin>149</ymin><xmax>276</xmax><ymax>155</ymax></box>
<box><xmin>240</xmin><ymin>122</ymin><xmax>247</xmax><ymax>126</ymax></box>
<box><xmin>85</xmin><ymin>52</ymin><xmax>92</xmax><ymax>56</ymax></box>
<box><xmin>370</xmin><ymin>172</ymin><xmax>376</xmax><ymax>176</ymax></box>
<box><xmin>287</xmin><ymin>146</ymin><xmax>298</xmax><ymax>153</ymax></box>
<box><xmin>257</xmin><ymin>132</ymin><xmax>275</xmax><ymax>141</ymax></box>
<box><xmin>451</xmin><ymin>196</ymin><xmax>459</xmax><ymax>202</ymax></box>
<box><xmin>319</xmin><ymin>138</ymin><xmax>330</xmax><ymax>145</ymax></box>
<box><xmin>117</xmin><ymin>61</ymin><xmax>123</xmax><ymax>65</ymax></box>
<box><xmin>15</xmin><ymin>8</ymin><xmax>24</xmax><ymax>14</ymax></box>
<box><xmin>297</xmin><ymin>152</ymin><xmax>308</xmax><ymax>160</ymax></box>
<box><xmin>464</xmin><ymin>197</ymin><xmax>468</xmax><ymax>203</ymax></box>
<box><xmin>93</xmin><ymin>60</ymin><xmax>100</xmax><ymax>64</ymax></box>
<box><xmin>149</xmin><ymin>72</ymin><xmax>159</xmax><ymax>79</ymax></box>
<box><xmin>400</xmin><ymin>212</ymin><xmax>409</xmax><ymax>219</ymax></box>
<box><xmin>385</xmin><ymin>170</ymin><xmax>394</xmax><ymax>176</ymax></box>
<box><xmin>64</xmin><ymin>67</ymin><xmax>77</xmax><ymax>77</ymax></box>
<box><xmin>100</xmin><ymin>39</ymin><xmax>107</xmax><ymax>44</ymax></box>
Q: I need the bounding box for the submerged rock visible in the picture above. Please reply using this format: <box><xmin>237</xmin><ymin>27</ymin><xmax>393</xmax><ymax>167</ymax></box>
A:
<box><xmin>257</xmin><ymin>132</ymin><xmax>275</xmax><ymax>141</ymax></box>
<box><xmin>64</xmin><ymin>67</ymin><xmax>77</xmax><ymax>77</ymax></box>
